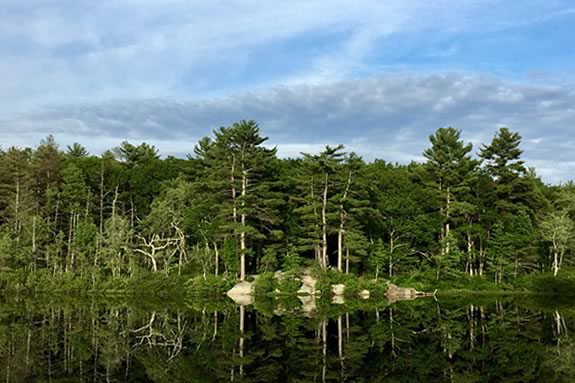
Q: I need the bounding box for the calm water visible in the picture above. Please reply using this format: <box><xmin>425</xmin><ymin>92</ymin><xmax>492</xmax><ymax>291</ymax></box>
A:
<box><xmin>0</xmin><ymin>294</ymin><xmax>574</xmax><ymax>382</ymax></box>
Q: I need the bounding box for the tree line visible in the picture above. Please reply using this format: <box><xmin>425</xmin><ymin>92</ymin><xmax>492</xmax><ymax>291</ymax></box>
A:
<box><xmin>0</xmin><ymin>121</ymin><xmax>572</xmax><ymax>284</ymax></box>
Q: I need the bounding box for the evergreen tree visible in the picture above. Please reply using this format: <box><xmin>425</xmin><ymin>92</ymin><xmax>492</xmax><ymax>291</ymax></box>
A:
<box><xmin>294</xmin><ymin>145</ymin><xmax>345</xmax><ymax>269</ymax></box>
<box><xmin>66</xmin><ymin>143</ymin><xmax>89</xmax><ymax>158</ymax></box>
<box><xmin>480</xmin><ymin>128</ymin><xmax>546</xmax><ymax>276</ymax></box>
<box><xmin>195</xmin><ymin>120</ymin><xmax>280</xmax><ymax>280</ymax></box>
<box><xmin>422</xmin><ymin>128</ymin><xmax>478</xmax><ymax>276</ymax></box>
<box><xmin>61</xmin><ymin>162</ymin><xmax>90</xmax><ymax>272</ymax></box>
<box><xmin>31</xmin><ymin>135</ymin><xmax>62</xmax><ymax>227</ymax></box>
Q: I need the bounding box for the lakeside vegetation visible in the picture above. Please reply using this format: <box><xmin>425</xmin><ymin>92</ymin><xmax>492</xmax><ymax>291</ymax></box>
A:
<box><xmin>0</xmin><ymin>121</ymin><xmax>574</xmax><ymax>296</ymax></box>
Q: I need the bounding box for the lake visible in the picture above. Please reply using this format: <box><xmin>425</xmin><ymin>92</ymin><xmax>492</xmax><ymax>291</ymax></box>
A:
<box><xmin>0</xmin><ymin>294</ymin><xmax>573</xmax><ymax>382</ymax></box>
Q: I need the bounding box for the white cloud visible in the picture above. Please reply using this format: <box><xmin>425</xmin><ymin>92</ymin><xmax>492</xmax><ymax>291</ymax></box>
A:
<box><xmin>0</xmin><ymin>0</ymin><xmax>571</xmax><ymax>111</ymax></box>
<box><xmin>0</xmin><ymin>1</ymin><xmax>574</xmax><ymax>183</ymax></box>
<box><xmin>1</xmin><ymin>73</ymin><xmax>574</xmax><ymax>183</ymax></box>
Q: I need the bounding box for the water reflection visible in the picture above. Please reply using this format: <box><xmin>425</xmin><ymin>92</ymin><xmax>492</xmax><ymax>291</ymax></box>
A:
<box><xmin>0</xmin><ymin>295</ymin><xmax>574</xmax><ymax>382</ymax></box>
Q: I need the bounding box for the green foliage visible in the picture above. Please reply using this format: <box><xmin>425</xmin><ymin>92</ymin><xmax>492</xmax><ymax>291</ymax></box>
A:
<box><xmin>0</xmin><ymin>124</ymin><xmax>568</xmax><ymax>297</ymax></box>
<box><xmin>99</xmin><ymin>216</ymin><xmax>132</xmax><ymax>276</ymax></box>
<box><xmin>394</xmin><ymin>268</ymin><xmax>504</xmax><ymax>293</ymax></box>
<box><xmin>275</xmin><ymin>272</ymin><xmax>301</xmax><ymax>295</ymax></box>
<box><xmin>520</xmin><ymin>268</ymin><xmax>575</xmax><ymax>295</ymax></box>
<box><xmin>259</xmin><ymin>248</ymin><xmax>278</xmax><ymax>273</ymax></box>
<box><xmin>254</xmin><ymin>272</ymin><xmax>277</xmax><ymax>297</ymax></box>
<box><xmin>186</xmin><ymin>274</ymin><xmax>233</xmax><ymax>296</ymax></box>
<box><xmin>281</xmin><ymin>248</ymin><xmax>303</xmax><ymax>271</ymax></box>
<box><xmin>125</xmin><ymin>272</ymin><xmax>189</xmax><ymax>300</ymax></box>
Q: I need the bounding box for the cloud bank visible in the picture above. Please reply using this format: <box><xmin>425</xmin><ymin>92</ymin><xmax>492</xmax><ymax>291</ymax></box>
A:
<box><xmin>1</xmin><ymin>73</ymin><xmax>573</xmax><ymax>183</ymax></box>
<box><xmin>0</xmin><ymin>1</ymin><xmax>574</xmax><ymax>183</ymax></box>
<box><xmin>1</xmin><ymin>0</ymin><xmax>573</xmax><ymax>110</ymax></box>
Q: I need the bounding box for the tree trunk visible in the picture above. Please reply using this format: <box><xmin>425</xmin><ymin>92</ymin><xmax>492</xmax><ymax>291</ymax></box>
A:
<box><xmin>389</xmin><ymin>230</ymin><xmax>394</xmax><ymax>277</ymax></box>
<box><xmin>467</xmin><ymin>231</ymin><xmax>473</xmax><ymax>276</ymax></box>
<box><xmin>321</xmin><ymin>319</ymin><xmax>327</xmax><ymax>383</ymax></box>
<box><xmin>99</xmin><ymin>162</ymin><xmax>105</xmax><ymax>235</ymax></box>
<box><xmin>337</xmin><ymin>223</ymin><xmax>343</xmax><ymax>272</ymax></box>
<box><xmin>553</xmin><ymin>246</ymin><xmax>559</xmax><ymax>276</ymax></box>
<box><xmin>443</xmin><ymin>187</ymin><xmax>451</xmax><ymax>257</ymax></box>
<box><xmin>338</xmin><ymin>315</ymin><xmax>344</xmax><ymax>380</ymax></box>
<box><xmin>337</xmin><ymin>168</ymin><xmax>352</xmax><ymax>272</ymax></box>
<box><xmin>239</xmin><ymin>305</ymin><xmax>245</xmax><ymax>377</ymax></box>
<box><xmin>53</xmin><ymin>195</ymin><xmax>60</xmax><ymax>237</ymax></box>
<box><xmin>345</xmin><ymin>242</ymin><xmax>350</xmax><ymax>274</ymax></box>
<box><xmin>149</xmin><ymin>253</ymin><xmax>158</xmax><ymax>272</ymax></box>
<box><xmin>213</xmin><ymin>241</ymin><xmax>219</xmax><ymax>276</ymax></box>
<box><xmin>310</xmin><ymin>178</ymin><xmax>320</xmax><ymax>265</ymax></box>
<box><xmin>130</xmin><ymin>196</ymin><xmax>135</xmax><ymax>230</ymax></box>
<box><xmin>322</xmin><ymin>177</ymin><xmax>328</xmax><ymax>268</ymax></box>
<box><xmin>31</xmin><ymin>215</ymin><xmax>37</xmax><ymax>271</ymax></box>
<box><xmin>240</xmin><ymin>169</ymin><xmax>247</xmax><ymax>281</ymax></box>
<box><xmin>231</xmin><ymin>155</ymin><xmax>237</xmax><ymax>222</ymax></box>
<box><xmin>111</xmin><ymin>185</ymin><xmax>119</xmax><ymax>218</ymax></box>
<box><xmin>66</xmin><ymin>209</ymin><xmax>74</xmax><ymax>273</ymax></box>
<box><xmin>478</xmin><ymin>237</ymin><xmax>485</xmax><ymax>276</ymax></box>
<box><xmin>14</xmin><ymin>177</ymin><xmax>20</xmax><ymax>239</ymax></box>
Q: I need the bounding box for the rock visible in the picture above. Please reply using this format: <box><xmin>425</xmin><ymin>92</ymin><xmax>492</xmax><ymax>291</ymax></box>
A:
<box><xmin>385</xmin><ymin>281</ymin><xmax>418</xmax><ymax>298</ymax></box>
<box><xmin>384</xmin><ymin>281</ymin><xmax>432</xmax><ymax>302</ymax></box>
<box><xmin>359</xmin><ymin>289</ymin><xmax>370</xmax><ymax>299</ymax></box>
<box><xmin>331</xmin><ymin>284</ymin><xmax>345</xmax><ymax>296</ymax></box>
<box><xmin>227</xmin><ymin>281</ymin><xmax>255</xmax><ymax>305</ymax></box>
<box><xmin>298</xmin><ymin>274</ymin><xmax>318</xmax><ymax>296</ymax></box>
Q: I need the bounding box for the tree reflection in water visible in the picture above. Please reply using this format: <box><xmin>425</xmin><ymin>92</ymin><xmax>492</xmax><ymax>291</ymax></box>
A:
<box><xmin>0</xmin><ymin>295</ymin><xmax>574</xmax><ymax>382</ymax></box>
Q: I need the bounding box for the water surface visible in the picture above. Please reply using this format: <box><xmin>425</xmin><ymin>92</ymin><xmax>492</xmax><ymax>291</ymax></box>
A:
<box><xmin>0</xmin><ymin>294</ymin><xmax>573</xmax><ymax>382</ymax></box>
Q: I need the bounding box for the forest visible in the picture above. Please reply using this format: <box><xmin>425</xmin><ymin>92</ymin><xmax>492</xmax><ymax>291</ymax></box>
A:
<box><xmin>0</xmin><ymin>121</ymin><xmax>573</xmax><ymax>294</ymax></box>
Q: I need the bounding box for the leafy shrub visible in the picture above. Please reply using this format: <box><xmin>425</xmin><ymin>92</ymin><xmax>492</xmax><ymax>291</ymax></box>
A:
<box><xmin>254</xmin><ymin>272</ymin><xmax>277</xmax><ymax>297</ymax></box>
<box><xmin>526</xmin><ymin>270</ymin><xmax>575</xmax><ymax>295</ymax></box>
<box><xmin>276</xmin><ymin>273</ymin><xmax>301</xmax><ymax>295</ymax></box>
<box><xmin>186</xmin><ymin>274</ymin><xmax>233</xmax><ymax>296</ymax></box>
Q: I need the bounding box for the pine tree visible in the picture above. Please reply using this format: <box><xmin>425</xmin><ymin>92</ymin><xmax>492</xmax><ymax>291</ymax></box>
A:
<box><xmin>66</xmin><ymin>143</ymin><xmax>89</xmax><ymax>158</ymax></box>
<box><xmin>479</xmin><ymin>127</ymin><xmax>525</xmax><ymax>183</ymax></box>
<box><xmin>422</xmin><ymin>128</ymin><xmax>478</xmax><ymax>275</ymax></box>
<box><xmin>479</xmin><ymin>128</ymin><xmax>544</xmax><ymax>276</ymax></box>
<box><xmin>31</xmin><ymin>136</ymin><xmax>62</xmax><ymax>240</ymax></box>
<box><xmin>61</xmin><ymin>162</ymin><xmax>90</xmax><ymax>272</ymax></box>
<box><xmin>294</xmin><ymin>145</ymin><xmax>345</xmax><ymax>268</ymax></box>
<box><xmin>195</xmin><ymin>120</ymin><xmax>279</xmax><ymax>280</ymax></box>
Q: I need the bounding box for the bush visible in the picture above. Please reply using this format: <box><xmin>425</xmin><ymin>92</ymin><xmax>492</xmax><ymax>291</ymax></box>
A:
<box><xmin>356</xmin><ymin>277</ymin><xmax>387</xmax><ymax>297</ymax></box>
<box><xmin>525</xmin><ymin>270</ymin><xmax>575</xmax><ymax>295</ymax></box>
<box><xmin>343</xmin><ymin>277</ymin><xmax>359</xmax><ymax>297</ymax></box>
<box><xmin>254</xmin><ymin>272</ymin><xmax>277</xmax><ymax>297</ymax></box>
<box><xmin>186</xmin><ymin>274</ymin><xmax>233</xmax><ymax>296</ymax></box>
<box><xmin>276</xmin><ymin>273</ymin><xmax>301</xmax><ymax>295</ymax></box>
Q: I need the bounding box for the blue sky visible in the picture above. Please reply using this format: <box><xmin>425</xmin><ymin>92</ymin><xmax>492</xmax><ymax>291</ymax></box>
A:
<box><xmin>0</xmin><ymin>0</ymin><xmax>574</xmax><ymax>182</ymax></box>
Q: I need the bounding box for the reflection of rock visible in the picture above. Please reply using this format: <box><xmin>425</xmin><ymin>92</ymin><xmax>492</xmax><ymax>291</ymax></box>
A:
<box><xmin>298</xmin><ymin>275</ymin><xmax>318</xmax><ymax>296</ymax></box>
<box><xmin>331</xmin><ymin>284</ymin><xmax>345</xmax><ymax>296</ymax></box>
<box><xmin>227</xmin><ymin>281</ymin><xmax>255</xmax><ymax>305</ymax></box>
<box><xmin>385</xmin><ymin>281</ymin><xmax>430</xmax><ymax>303</ymax></box>
<box><xmin>332</xmin><ymin>294</ymin><xmax>345</xmax><ymax>305</ymax></box>
<box><xmin>359</xmin><ymin>289</ymin><xmax>370</xmax><ymax>299</ymax></box>
<box><xmin>386</xmin><ymin>294</ymin><xmax>416</xmax><ymax>304</ymax></box>
<box><xmin>299</xmin><ymin>295</ymin><xmax>317</xmax><ymax>315</ymax></box>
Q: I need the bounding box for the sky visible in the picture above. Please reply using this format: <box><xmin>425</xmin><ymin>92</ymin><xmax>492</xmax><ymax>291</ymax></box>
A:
<box><xmin>0</xmin><ymin>0</ymin><xmax>574</xmax><ymax>183</ymax></box>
